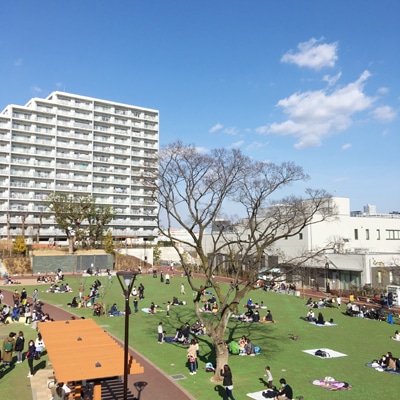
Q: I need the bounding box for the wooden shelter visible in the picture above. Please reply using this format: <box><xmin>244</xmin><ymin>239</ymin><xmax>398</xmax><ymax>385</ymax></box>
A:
<box><xmin>38</xmin><ymin>319</ymin><xmax>144</xmax><ymax>399</ymax></box>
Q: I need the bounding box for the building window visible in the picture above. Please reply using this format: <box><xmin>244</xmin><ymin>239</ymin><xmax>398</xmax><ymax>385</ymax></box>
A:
<box><xmin>377</xmin><ymin>271</ymin><xmax>382</xmax><ymax>284</ymax></box>
<box><xmin>354</xmin><ymin>229</ymin><xmax>358</xmax><ymax>240</ymax></box>
<box><xmin>299</xmin><ymin>233</ymin><xmax>303</xmax><ymax>240</ymax></box>
<box><xmin>377</xmin><ymin>229</ymin><xmax>380</xmax><ymax>240</ymax></box>
<box><xmin>366</xmin><ymin>229</ymin><xmax>370</xmax><ymax>240</ymax></box>
<box><xmin>386</xmin><ymin>230</ymin><xmax>400</xmax><ymax>240</ymax></box>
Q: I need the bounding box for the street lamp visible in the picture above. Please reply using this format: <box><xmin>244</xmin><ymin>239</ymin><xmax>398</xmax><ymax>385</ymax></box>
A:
<box><xmin>325</xmin><ymin>262</ymin><xmax>330</xmax><ymax>293</ymax></box>
<box><xmin>116</xmin><ymin>270</ymin><xmax>140</xmax><ymax>400</ymax></box>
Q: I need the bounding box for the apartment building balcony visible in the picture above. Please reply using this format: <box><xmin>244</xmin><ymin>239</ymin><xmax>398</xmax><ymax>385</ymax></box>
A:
<box><xmin>55</xmin><ymin>184</ymin><xmax>71</xmax><ymax>191</ymax></box>
<box><xmin>92</xmin><ymin>186</ymin><xmax>113</xmax><ymax>194</ymax></box>
<box><xmin>93</xmin><ymin>165</ymin><xmax>113</xmax><ymax>173</ymax></box>
<box><xmin>72</xmin><ymin>185</ymin><xmax>90</xmax><ymax>192</ymax></box>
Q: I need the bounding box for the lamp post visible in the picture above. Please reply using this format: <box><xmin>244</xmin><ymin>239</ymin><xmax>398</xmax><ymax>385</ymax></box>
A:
<box><xmin>325</xmin><ymin>262</ymin><xmax>330</xmax><ymax>293</ymax></box>
<box><xmin>116</xmin><ymin>270</ymin><xmax>139</xmax><ymax>400</ymax></box>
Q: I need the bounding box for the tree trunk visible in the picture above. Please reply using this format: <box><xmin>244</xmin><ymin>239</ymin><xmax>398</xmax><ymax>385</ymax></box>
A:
<box><xmin>208</xmin><ymin>310</ymin><xmax>231</xmax><ymax>383</ymax></box>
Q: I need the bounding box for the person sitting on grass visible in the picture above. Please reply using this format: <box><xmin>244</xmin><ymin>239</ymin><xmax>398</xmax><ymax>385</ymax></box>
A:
<box><xmin>11</xmin><ymin>305</ymin><xmax>21</xmax><ymax>322</ymax></box>
<box><xmin>392</xmin><ymin>330</ymin><xmax>400</xmax><ymax>341</ymax></box>
<box><xmin>275</xmin><ymin>378</ymin><xmax>293</xmax><ymax>400</ymax></box>
<box><xmin>244</xmin><ymin>338</ymin><xmax>256</xmax><ymax>356</ymax></box>
<box><xmin>306</xmin><ymin>309</ymin><xmax>316</xmax><ymax>322</ymax></box>
<box><xmin>67</xmin><ymin>297</ymin><xmax>79</xmax><ymax>308</ymax></box>
<box><xmin>316</xmin><ymin>312</ymin><xmax>325</xmax><ymax>325</ymax></box>
<box><xmin>109</xmin><ymin>303</ymin><xmax>124</xmax><ymax>316</ymax></box>
<box><xmin>263</xmin><ymin>310</ymin><xmax>275</xmax><ymax>323</ymax></box>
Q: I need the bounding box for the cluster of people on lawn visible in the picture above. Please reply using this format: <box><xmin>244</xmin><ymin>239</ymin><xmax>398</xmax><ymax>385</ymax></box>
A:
<box><xmin>0</xmin><ymin>289</ymin><xmax>53</xmax><ymax>327</ymax></box>
<box><xmin>345</xmin><ymin>302</ymin><xmax>389</xmax><ymax>321</ymax></box>
<box><xmin>1</xmin><ymin>330</ymin><xmax>45</xmax><ymax>378</ymax></box>
<box><xmin>373</xmin><ymin>350</ymin><xmax>400</xmax><ymax>372</ymax></box>
<box><xmin>305</xmin><ymin>296</ymin><xmax>339</xmax><ymax>308</ymax></box>
<box><xmin>305</xmin><ymin>309</ymin><xmax>334</xmax><ymax>325</ymax></box>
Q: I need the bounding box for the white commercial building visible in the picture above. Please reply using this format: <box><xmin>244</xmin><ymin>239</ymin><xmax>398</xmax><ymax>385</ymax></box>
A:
<box><xmin>0</xmin><ymin>92</ymin><xmax>159</xmax><ymax>243</ymax></box>
<box><xmin>202</xmin><ymin>197</ymin><xmax>400</xmax><ymax>291</ymax></box>
<box><xmin>262</xmin><ymin>197</ymin><xmax>400</xmax><ymax>290</ymax></box>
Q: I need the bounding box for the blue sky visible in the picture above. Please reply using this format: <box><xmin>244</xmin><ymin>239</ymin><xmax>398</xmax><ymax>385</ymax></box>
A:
<box><xmin>1</xmin><ymin>0</ymin><xmax>399</xmax><ymax>214</ymax></box>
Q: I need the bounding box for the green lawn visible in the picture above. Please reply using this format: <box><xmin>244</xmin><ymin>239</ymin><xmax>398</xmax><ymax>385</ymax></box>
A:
<box><xmin>1</xmin><ymin>274</ymin><xmax>399</xmax><ymax>399</ymax></box>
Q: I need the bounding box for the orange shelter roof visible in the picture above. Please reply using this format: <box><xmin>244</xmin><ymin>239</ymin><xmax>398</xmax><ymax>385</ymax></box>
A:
<box><xmin>38</xmin><ymin>319</ymin><xmax>144</xmax><ymax>383</ymax></box>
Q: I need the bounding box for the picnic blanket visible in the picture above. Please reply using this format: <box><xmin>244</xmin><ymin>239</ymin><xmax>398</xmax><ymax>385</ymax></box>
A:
<box><xmin>366</xmin><ymin>362</ymin><xmax>400</xmax><ymax>374</ymax></box>
<box><xmin>311</xmin><ymin>379</ymin><xmax>352</xmax><ymax>391</ymax></box>
<box><xmin>303</xmin><ymin>348</ymin><xmax>347</xmax><ymax>358</ymax></box>
<box><xmin>247</xmin><ymin>390</ymin><xmax>277</xmax><ymax>399</ymax></box>
<box><xmin>309</xmin><ymin>321</ymin><xmax>338</xmax><ymax>326</ymax></box>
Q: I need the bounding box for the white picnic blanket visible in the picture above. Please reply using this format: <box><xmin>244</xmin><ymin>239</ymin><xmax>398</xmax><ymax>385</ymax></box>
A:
<box><xmin>247</xmin><ymin>390</ymin><xmax>273</xmax><ymax>399</ymax></box>
<box><xmin>303</xmin><ymin>348</ymin><xmax>347</xmax><ymax>358</ymax></box>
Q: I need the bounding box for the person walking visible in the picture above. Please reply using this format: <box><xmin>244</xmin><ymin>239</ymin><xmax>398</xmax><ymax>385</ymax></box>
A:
<box><xmin>265</xmin><ymin>365</ymin><xmax>273</xmax><ymax>388</ymax></box>
<box><xmin>133</xmin><ymin>298</ymin><xmax>139</xmax><ymax>313</ymax></box>
<box><xmin>180</xmin><ymin>283</ymin><xmax>186</xmax><ymax>295</ymax></box>
<box><xmin>220</xmin><ymin>364</ymin><xmax>235</xmax><ymax>400</ymax></box>
<box><xmin>26</xmin><ymin>339</ymin><xmax>36</xmax><ymax>377</ymax></box>
<box><xmin>15</xmin><ymin>331</ymin><xmax>25</xmax><ymax>364</ymax></box>
<box><xmin>158</xmin><ymin>322</ymin><xmax>163</xmax><ymax>344</ymax></box>
<box><xmin>13</xmin><ymin>289</ymin><xmax>21</xmax><ymax>306</ymax></box>
<box><xmin>337</xmin><ymin>296</ymin><xmax>341</xmax><ymax>308</ymax></box>
<box><xmin>138</xmin><ymin>283</ymin><xmax>145</xmax><ymax>299</ymax></box>
<box><xmin>78</xmin><ymin>283</ymin><xmax>85</xmax><ymax>300</ymax></box>
<box><xmin>187</xmin><ymin>342</ymin><xmax>197</xmax><ymax>375</ymax></box>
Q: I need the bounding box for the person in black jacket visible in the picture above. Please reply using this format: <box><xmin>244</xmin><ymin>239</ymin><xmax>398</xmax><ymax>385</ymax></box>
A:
<box><xmin>220</xmin><ymin>364</ymin><xmax>235</xmax><ymax>400</ymax></box>
<box><xmin>275</xmin><ymin>378</ymin><xmax>293</xmax><ymax>399</ymax></box>
<box><xmin>15</xmin><ymin>330</ymin><xmax>25</xmax><ymax>363</ymax></box>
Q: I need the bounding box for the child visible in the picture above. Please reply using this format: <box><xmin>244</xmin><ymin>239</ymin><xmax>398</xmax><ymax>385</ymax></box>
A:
<box><xmin>265</xmin><ymin>366</ymin><xmax>273</xmax><ymax>388</ymax></box>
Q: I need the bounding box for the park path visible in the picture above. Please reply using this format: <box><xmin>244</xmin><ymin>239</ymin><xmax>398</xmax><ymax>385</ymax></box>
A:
<box><xmin>1</xmin><ymin>282</ymin><xmax>196</xmax><ymax>400</ymax></box>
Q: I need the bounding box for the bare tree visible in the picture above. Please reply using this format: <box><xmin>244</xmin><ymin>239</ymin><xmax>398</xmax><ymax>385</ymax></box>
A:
<box><xmin>153</xmin><ymin>141</ymin><xmax>336</xmax><ymax>382</ymax></box>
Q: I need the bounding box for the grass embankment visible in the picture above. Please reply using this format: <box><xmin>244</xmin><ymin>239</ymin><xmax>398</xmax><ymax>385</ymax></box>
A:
<box><xmin>1</xmin><ymin>274</ymin><xmax>399</xmax><ymax>399</ymax></box>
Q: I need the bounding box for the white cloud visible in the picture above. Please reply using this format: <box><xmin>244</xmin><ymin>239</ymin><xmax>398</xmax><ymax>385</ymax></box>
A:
<box><xmin>195</xmin><ymin>146</ymin><xmax>209</xmax><ymax>154</ymax></box>
<box><xmin>245</xmin><ymin>141</ymin><xmax>266</xmax><ymax>151</ymax></box>
<box><xmin>229</xmin><ymin>140</ymin><xmax>244</xmax><ymax>149</ymax></box>
<box><xmin>223</xmin><ymin>127</ymin><xmax>239</xmax><ymax>135</ymax></box>
<box><xmin>281</xmin><ymin>38</ymin><xmax>338</xmax><ymax>71</ymax></box>
<box><xmin>31</xmin><ymin>85</ymin><xmax>42</xmax><ymax>93</ymax></box>
<box><xmin>257</xmin><ymin>70</ymin><xmax>374</xmax><ymax>149</ymax></box>
<box><xmin>333</xmin><ymin>176</ymin><xmax>349</xmax><ymax>183</ymax></box>
<box><xmin>209</xmin><ymin>123</ymin><xmax>223</xmax><ymax>133</ymax></box>
<box><xmin>342</xmin><ymin>143</ymin><xmax>352</xmax><ymax>150</ymax></box>
<box><xmin>377</xmin><ymin>86</ymin><xmax>389</xmax><ymax>95</ymax></box>
<box><xmin>323</xmin><ymin>72</ymin><xmax>342</xmax><ymax>86</ymax></box>
<box><xmin>371</xmin><ymin>105</ymin><xmax>396</xmax><ymax>122</ymax></box>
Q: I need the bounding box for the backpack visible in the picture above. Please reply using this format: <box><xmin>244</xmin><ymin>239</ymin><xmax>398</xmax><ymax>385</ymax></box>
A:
<box><xmin>254</xmin><ymin>346</ymin><xmax>261</xmax><ymax>355</ymax></box>
<box><xmin>315</xmin><ymin>349</ymin><xmax>330</xmax><ymax>357</ymax></box>
<box><xmin>5</xmin><ymin>340</ymin><xmax>13</xmax><ymax>352</ymax></box>
<box><xmin>205</xmin><ymin>362</ymin><xmax>215</xmax><ymax>372</ymax></box>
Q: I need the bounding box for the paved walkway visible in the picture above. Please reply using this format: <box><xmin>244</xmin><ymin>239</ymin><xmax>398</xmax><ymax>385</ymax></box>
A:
<box><xmin>1</xmin><ymin>283</ymin><xmax>196</xmax><ymax>400</ymax></box>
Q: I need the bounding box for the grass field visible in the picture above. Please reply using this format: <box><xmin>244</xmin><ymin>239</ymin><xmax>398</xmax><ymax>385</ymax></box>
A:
<box><xmin>1</xmin><ymin>273</ymin><xmax>399</xmax><ymax>399</ymax></box>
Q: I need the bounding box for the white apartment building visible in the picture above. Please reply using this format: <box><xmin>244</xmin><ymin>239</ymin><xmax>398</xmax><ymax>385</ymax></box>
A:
<box><xmin>0</xmin><ymin>91</ymin><xmax>159</xmax><ymax>243</ymax></box>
